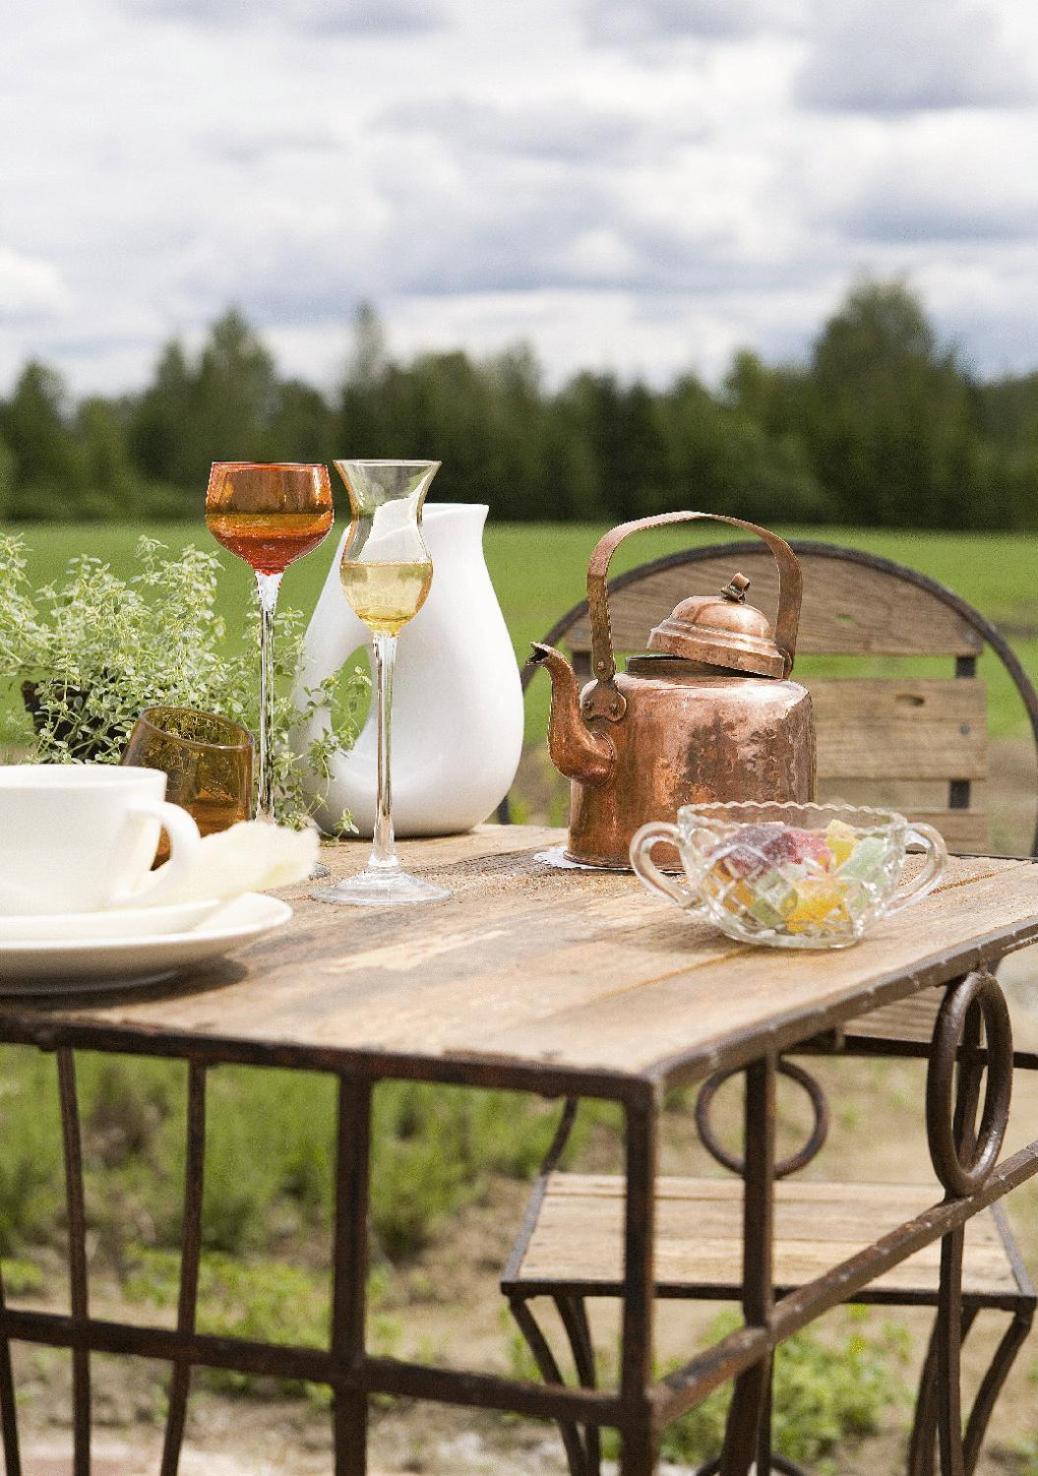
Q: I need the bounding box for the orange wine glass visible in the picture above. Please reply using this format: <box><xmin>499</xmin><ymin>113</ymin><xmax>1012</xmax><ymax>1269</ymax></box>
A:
<box><xmin>206</xmin><ymin>462</ymin><xmax>333</xmax><ymax>821</ymax></box>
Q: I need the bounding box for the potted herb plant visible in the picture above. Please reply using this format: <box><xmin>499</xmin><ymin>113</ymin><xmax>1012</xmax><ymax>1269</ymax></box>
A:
<box><xmin>0</xmin><ymin>533</ymin><xmax>366</xmax><ymax>831</ymax></box>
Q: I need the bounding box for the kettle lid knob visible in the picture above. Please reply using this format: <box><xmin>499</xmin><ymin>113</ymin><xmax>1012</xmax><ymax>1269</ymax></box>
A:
<box><xmin>647</xmin><ymin>574</ymin><xmax>787</xmax><ymax>677</ymax></box>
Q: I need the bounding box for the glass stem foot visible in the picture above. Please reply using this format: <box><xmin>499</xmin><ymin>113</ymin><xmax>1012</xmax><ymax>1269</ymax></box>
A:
<box><xmin>312</xmin><ymin>867</ymin><xmax>449</xmax><ymax>907</ymax></box>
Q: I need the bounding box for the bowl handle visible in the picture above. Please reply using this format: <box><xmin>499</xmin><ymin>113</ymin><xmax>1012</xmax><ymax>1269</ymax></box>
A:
<box><xmin>630</xmin><ymin>822</ymin><xmax>705</xmax><ymax>911</ymax></box>
<box><xmin>885</xmin><ymin>823</ymin><xmax>948</xmax><ymax>915</ymax></box>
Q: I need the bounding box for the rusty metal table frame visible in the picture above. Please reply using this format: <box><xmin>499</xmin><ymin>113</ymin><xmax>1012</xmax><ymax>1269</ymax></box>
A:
<box><xmin>0</xmin><ymin>917</ymin><xmax>1035</xmax><ymax>1475</ymax></box>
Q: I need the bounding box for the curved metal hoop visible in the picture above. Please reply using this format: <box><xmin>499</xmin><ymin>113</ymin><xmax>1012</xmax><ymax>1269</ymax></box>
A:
<box><xmin>696</xmin><ymin>1060</ymin><xmax>830</xmax><ymax>1180</ymax></box>
<box><xmin>926</xmin><ymin>971</ymin><xmax>1013</xmax><ymax>1198</ymax></box>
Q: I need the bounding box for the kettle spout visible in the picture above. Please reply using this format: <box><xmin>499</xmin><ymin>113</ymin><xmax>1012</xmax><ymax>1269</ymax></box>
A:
<box><xmin>531</xmin><ymin>643</ymin><xmax>615</xmax><ymax>784</ymax></box>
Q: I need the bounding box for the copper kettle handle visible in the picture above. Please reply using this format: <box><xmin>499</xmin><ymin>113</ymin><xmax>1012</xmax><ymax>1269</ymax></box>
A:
<box><xmin>587</xmin><ymin>511</ymin><xmax>803</xmax><ymax>687</ymax></box>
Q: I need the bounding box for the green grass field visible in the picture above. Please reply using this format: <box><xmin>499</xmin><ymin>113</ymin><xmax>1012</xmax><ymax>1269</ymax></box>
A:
<box><xmin>6</xmin><ymin>520</ymin><xmax>1038</xmax><ymax>743</ymax></box>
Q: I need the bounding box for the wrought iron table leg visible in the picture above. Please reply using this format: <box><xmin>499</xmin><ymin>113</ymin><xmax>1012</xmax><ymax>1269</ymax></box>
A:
<box><xmin>697</xmin><ymin>1459</ymin><xmax>805</xmax><ymax>1476</ymax></box>
<box><xmin>160</xmin><ymin>1061</ymin><xmax>207</xmax><ymax>1476</ymax></box>
<box><xmin>0</xmin><ymin>1222</ymin><xmax>20</xmax><ymax>1474</ymax></box>
<box><xmin>332</xmin><ymin>1076</ymin><xmax>373</xmax><ymax>1476</ymax></box>
<box><xmin>962</xmin><ymin>1308</ymin><xmax>1034</xmax><ymax>1472</ymax></box>
<box><xmin>619</xmin><ymin>1095</ymin><xmax>658</xmax><ymax>1476</ymax></box>
<box><xmin>57</xmin><ymin>1048</ymin><xmax>90</xmax><ymax>1476</ymax></box>
<box><xmin>509</xmin><ymin>1298</ymin><xmax>588</xmax><ymax>1476</ymax></box>
<box><xmin>907</xmin><ymin>1295</ymin><xmax>1036</xmax><ymax>1476</ymax></box>
<box><xmin>719</xmin><ymin>1053</ymin><xmax>776</xmax><ymax>1476</ymax></box>
<box><xmin>756</xmin><ymin>1357</ymin><xmax>775</xmax><ymax>1476</ymax></box>
<box><xmin>908</xmin><ymin>1305</ymin><xmax>978</xmax><ymax>1476</ymax></box>
<box><xmin>557</xmin><ymin>1294</ymin><xmax>601</xmax><ymax>1476</ymax></box>
<box><xmin>910</xmin><ymin>1301</ymin><xmax>1034</xmax><ymax>1476</ymax></box>
<box><xmin>721</xmin><ymin>1361</ymin><xmax>770</xmax><ymax>1476</ymax></box>
<box><xmin>936</xmin><ymin>1227</ymin><xmax>967</xmax><ymax>1476</ymax></box>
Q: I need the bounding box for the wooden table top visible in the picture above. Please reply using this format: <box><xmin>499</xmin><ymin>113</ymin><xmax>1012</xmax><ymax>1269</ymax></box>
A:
<box><xmin>3</xmin><ymin>826</ymin><xmax>1037</xmax><ymax>1099</ymax></box>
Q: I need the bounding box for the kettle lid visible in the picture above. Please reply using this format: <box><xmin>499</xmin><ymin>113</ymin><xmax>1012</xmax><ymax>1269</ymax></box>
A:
<box><xmin>647</xmin><ymin>573</ymin><xmax>788</xmax><ymax>677</ymax></box>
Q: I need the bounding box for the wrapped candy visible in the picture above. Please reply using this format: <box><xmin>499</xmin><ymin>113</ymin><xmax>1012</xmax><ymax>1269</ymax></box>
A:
<box><xmin>703</xmin><ymin>818</ymin><xmax>894</xmax><ymax>943</ymax></box>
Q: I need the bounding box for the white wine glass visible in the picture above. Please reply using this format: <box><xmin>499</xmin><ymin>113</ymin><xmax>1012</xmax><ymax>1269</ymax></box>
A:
<box><xmin>312</xmin><ymin>460</ymin><xmax>448</xmax><ymax>906</ymax></box>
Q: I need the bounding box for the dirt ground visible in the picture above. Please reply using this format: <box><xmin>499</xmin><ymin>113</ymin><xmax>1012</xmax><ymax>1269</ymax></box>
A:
<box><xmin>10</xmin><ymin>940</ymin><xmax>1038</xmax><ymax>1476</ymax></box>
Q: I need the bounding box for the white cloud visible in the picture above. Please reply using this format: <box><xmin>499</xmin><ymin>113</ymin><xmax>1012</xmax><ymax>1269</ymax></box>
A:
<box><xmin>812</xmin><ymin>113</ymin><xmax>1038</xmax><ymax>243</ymax></box>
<box><xmin>584</xmin><ymin>0</ymin><xmax>798</xmax><ymax>45</ymax></box>
<box><xmin>377</xmin><ymin>96</ymin><xmax>689</xmax><ymax>165</ymax></box>
<box><xmin>3</xmin><ymin>0</ymin><xmax>1038</xmax><ymax>396</ymax></box>
<box><xmin>124</xmin><ymin>0</ymin><xmax>444</xmax><ymax>35</ymax></box>
<box><xmin>797</xmin><ymin>0</ymin><xmax>1035</xmax><ymax>113</ymax></box>
<box><xmin>0</xmin><ymin>251</ymin><xmax>70</xmax><ymax>321</ymax></box>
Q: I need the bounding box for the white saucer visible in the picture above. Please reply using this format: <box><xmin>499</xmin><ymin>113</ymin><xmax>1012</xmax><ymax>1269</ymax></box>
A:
<box><xmin>0</xmin><ymin>893</ymin><xmax>292</xmax><ymax>993</ymax></box>
<box><xmin>0</xmin><ymin>898</ymin><xmax>223</xmax><ymax>943</ymax></box>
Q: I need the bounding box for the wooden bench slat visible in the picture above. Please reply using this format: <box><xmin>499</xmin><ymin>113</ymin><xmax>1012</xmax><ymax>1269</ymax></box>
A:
<box><xmin>510</xmin><ymin>1174</ymin><xmax>1019</xmax><ymax>1298</ymax></box>
<box><xmin>564</xmin><ymin>550</ymin><xmax>983</xmax><ymax>658</ymax></box>
<box><xmin>895</xmin><ymin>810</ymin><xmax>988</xmax><ymax>853</ymax></box>
<box><xmin>811</xmin><ymin>679</ymin><xmax>987</xmax><ymax>781</ymax></box>
<box><xmin>844</xmin><ymin>991</ymin><xmax>943</xmax><ymax>1044</ymax></box>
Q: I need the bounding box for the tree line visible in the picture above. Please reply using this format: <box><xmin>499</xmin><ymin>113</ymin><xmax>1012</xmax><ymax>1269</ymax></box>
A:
<box><xmin>2</xmin><ymin>280</ymin><xmax>1037</xmax><ymax>528</ymax></box>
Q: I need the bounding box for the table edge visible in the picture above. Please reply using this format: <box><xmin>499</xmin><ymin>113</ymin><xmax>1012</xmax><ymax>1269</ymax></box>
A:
<box><xmin>0</xmin><ymin>904</ymin><xmax>1034</xmax><ymax>1103</ymax></box>
<box><xmin>649</xmin><ymin>911</ymin><xmax>1038</xmax><ymax>1090</ymax></box>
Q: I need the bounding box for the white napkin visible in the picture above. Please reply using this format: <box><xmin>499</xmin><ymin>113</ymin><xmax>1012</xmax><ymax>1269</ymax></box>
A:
<box><xmin>149</xmin><ymin>822</ymin><xmax>320</xmax><ymax>906</ymax></box>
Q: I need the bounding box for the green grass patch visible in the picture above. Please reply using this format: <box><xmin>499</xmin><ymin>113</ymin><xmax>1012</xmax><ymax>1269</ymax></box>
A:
<box><xmin>599</xmin><ymin>1308</ymin><xmax>911</xmax><ymax>1470</ymax></box>
<box><xmin>0</xmin><ymin>1049</ymin><xmax>590</xmax><ymax>1270</ymax></box>
<box><xmin>3</xmin><ymin>522</ymin><xmax>1036</xmax><ymax>750</ymax></box>
<box><xmin>124</xmin><ymin>1249</ymin><xmax>400</xmax><ymax>1400</ymax></box>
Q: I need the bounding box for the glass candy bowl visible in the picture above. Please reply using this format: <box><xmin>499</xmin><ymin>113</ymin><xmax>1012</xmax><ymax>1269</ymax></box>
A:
<box><xmin>630</xmin><ymin>802</ymin><xmax>947</xmax><ymax>949</ymax></box>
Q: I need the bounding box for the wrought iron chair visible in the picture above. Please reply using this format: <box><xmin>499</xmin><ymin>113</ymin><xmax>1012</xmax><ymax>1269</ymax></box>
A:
<box><xmin>498</xmin><ymin>540</ymin><xmax>1038</xmax><ymax>1475</ymax></box>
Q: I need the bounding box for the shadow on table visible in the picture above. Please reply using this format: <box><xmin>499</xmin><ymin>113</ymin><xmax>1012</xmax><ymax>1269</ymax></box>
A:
<box><xmin>3</xmin><ymin>959</ymin><xmax>250</xmax><ymax>1012</ymax></box>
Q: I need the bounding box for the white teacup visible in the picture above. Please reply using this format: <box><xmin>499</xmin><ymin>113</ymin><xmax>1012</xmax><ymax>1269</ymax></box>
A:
<box><xmin>0</xmin><ymin>765</ymin><xmax>202</xmax><ymax>916</ymax></box>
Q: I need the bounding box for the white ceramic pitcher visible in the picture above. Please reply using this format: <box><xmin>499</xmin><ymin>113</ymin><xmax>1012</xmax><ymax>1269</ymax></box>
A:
<box><xmin>294</xmin><ymin>503</ymin><xmax>524</xmax><ymax>837</ymax></box>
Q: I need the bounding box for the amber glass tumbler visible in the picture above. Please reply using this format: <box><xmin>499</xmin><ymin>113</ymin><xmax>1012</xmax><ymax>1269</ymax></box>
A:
<box><xmin>122</xmin><ymin>707</ymin><xmax>253</xmax><ymax>862</ymax></box>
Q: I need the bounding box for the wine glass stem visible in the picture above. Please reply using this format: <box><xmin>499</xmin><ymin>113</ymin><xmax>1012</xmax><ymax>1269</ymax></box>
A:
<box><xmin>370</xmin><ymin>631</ymin><xmax>399</xmax><ymax>871</ymax></box>
<box><xmin>255</xmin><ymin>571</ymin><xmax>282</xmax><ymax>823</ymax></box>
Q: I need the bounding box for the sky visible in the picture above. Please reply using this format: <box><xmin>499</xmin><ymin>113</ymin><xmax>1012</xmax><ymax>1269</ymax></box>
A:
<box><xmin>3</xmin><ymin>0</ymin><xmax>1038</xmax><ymax>397</ymax></box>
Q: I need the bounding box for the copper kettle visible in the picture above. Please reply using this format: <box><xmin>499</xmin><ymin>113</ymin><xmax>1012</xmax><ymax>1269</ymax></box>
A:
<box><xmin>533</xmin><ymin>511</ymin><xmax>816</xmax><ymax>868</ymax></box>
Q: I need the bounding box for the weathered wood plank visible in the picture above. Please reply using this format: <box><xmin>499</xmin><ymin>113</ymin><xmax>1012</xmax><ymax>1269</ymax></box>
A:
<box><xmin>449</xmin><ymin>856</ymin><xmax>1038</xmax><ymax>1080</ymax></box>
<box><xmin>811</xmin><ymin>679</ymin><xmax>987</xmax><ymax>781</ymax></box>
<box><xmin>814</xmin><ymin>779</ymin><xmax>976</xmax><ymax>808</ymax></box>
<box><xmin>3</xmin><ymin>833</ymin><xmax>1036</xmax><ymax>1092</ymax></box>
<box><xmin>564</xmin><ymin>549</ymin><xmax>982</xmax><ymax>658</ymax></box>
<box><xmin>514</xmin><ymin>1175</ymin><xmax>1017</xmax><ymax>1297</ymax></box>
<box><xmin>844</xmin><ymin>991</ymin><xmax>943</xmax><ymax>1044</ymax></box>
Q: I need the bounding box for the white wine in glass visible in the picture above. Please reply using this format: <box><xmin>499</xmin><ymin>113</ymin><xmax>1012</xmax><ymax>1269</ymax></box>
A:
<box><xmin>339</xmin><ymin>560</ymin><xmax>432</xmax><ymax>635</ymax></box>
<box><xmin>312</xmin><ymin>460</ymin><xmax>448</xmax><ymax>907</ymax></box>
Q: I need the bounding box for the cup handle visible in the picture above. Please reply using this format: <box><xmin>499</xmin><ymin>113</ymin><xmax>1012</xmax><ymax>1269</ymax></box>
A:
<box><xmin>884</xmin><ymin>823</ymin><xmax>948</xmax><ymax>915</ymax></box>
<box><xmin>112</xmin><ymin>800</ymin><xmax>202</xmax><ymax>908</ymax></box>
<box><xmin>630</xmin><ymin>821</ymin><xmax>704</xmax><ymax>911</ymax></box>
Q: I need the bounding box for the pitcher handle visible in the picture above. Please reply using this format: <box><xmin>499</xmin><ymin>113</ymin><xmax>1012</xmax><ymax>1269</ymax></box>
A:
<box><xmin>630</xmin><ymin>822</ymin><xmax>704</xmax><ymax>912</ymax></box>
<box><xmin>885</xmin><ymin>823</ymin><xmax>948</xmax><ymax>915</ymax></box>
